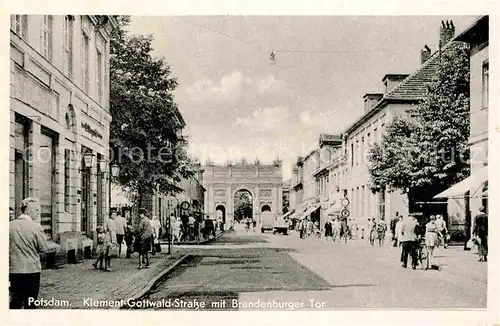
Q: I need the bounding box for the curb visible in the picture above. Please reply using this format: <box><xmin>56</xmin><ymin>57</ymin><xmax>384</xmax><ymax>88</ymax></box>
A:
<box><xmin>160</xmin><ymin>230</ymin><xmax>227</xmax><ymax>246</ymax></box>
<box><xmin>121</xmin><ymin>254</ymin><xmax>190</xmax><ymax>309</ymax></box>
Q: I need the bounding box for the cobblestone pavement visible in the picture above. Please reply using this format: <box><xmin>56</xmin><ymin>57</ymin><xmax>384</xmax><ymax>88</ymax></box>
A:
<box><xmin>37</xmin><ymin>247</ymin><xmax>186</xmax><ymax>309</ymax></box>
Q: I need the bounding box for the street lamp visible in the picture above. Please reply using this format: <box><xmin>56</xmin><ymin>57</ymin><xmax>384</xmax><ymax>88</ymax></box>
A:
<box><xmin>108</xmin><ymin>162</ymin><xmax>120</xmax><ymax>215</ymax></box>
<box><xmin>83</xmin><ymin>152</ymin><xmax>95</xmax><ymax>168</ymax></box>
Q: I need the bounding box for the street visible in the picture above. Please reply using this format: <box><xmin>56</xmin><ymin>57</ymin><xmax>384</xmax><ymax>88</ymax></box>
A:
<box><xmin>141</xmin><ymin>224</ymin><xmax>487</xmax><ymax>309</ymax></box>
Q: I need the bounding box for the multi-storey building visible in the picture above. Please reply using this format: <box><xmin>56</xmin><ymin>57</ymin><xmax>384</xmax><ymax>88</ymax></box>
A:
<box><xmin>436</xmin><ymin>16</ymin><xmax>489</xmax><ymax>239</ymax></box>
<box><xmin>10</xmin><ymin>15</ymin><xmax>116</xmax><ymax>264</ymax></box>
<box><xmin>341</xmin><ymin>21</ymin><xmax>457</xmax><ymax>228</ymax></box>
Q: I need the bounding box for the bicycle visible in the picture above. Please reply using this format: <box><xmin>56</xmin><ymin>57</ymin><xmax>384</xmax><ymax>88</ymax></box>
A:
<box><xmin>417</xmin><ymin>237</ymin><xmax>429</xmax><ymax>270</ymax></box>
<box><xmin>369</xmin><ymin>229</ymin><xmax>376</xmax><ymax>246</ymax></box>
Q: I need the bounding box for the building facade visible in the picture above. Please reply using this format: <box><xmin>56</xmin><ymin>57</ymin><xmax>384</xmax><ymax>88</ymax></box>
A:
<box><xmin>10</xmin><ymin>15</ymin><xmax>116</xmax><ymax>264</ymax></box>
<box><xmin>436</xmin><ymin>16</ymin><xmax>489</xmax><ymax>239</ymax></box>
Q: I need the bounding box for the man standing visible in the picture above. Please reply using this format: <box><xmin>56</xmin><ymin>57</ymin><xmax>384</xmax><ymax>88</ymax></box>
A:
<box><xmin>391</xmin><ymin>212</ymin><xmax>400</xmax><ymax>247</ymax></box>
<box><xmin>473</xmin><ymin>206</ymin><xmax>488</xmax><ymax>262</ymax></box>
<box><xmin>400</xmin><ymin>214</ymin><xmax>419</xmax><ymax>269</ymax></box>
<box><xmin>188</xmin><ymin>214</ymin><xmax>196</xmax><ymax>240</ymax></box>
<box><xmin>9</xmin><ymin>198</ymin><xmax>48</xmax><ymax>309</ymax></box>
<box><xmin>435</xmin><ymin>214</ymin><xmax>448</xmax><ymax>249</ymax></box>
<box><xmin>169</xmin><ymin>213</ymin><xmax>177</xmax><ymax>244</ymax></box>
<box><xmin>114</xmin><ymin>213</ymin><xmax>127</xmax><ymax>257</ymax></box>
<box><xmin>135</xmin><ymin>209</ymin><xmax>153</xmax><ymax>269</ymax></box>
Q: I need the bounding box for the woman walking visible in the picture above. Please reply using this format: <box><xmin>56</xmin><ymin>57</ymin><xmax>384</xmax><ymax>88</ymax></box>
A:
<box><xmin>135</xmin><ymin>209</ymin><xmax>153</xmax><ymax>269</ymax></box>
<box><xmin>424</xmin><ymin>215</ymin><xmax>439</xmax><ymax>269</ymax></box>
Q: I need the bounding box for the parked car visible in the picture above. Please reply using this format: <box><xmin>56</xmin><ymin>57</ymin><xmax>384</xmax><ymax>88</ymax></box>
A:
<box><xmin>260</xmin><ymin>211</ymin><xmax>275</xmax><ymax>233</ymax></box>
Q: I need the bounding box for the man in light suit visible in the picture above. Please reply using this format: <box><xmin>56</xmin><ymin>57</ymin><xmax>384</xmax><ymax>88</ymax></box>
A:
<box><xmin>400</xmin><ymin>214</ymin><xmax>419</xmax><ymax>269</ymax></box>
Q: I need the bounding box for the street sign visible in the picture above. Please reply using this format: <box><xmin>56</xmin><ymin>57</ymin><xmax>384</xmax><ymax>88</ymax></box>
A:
<box><xmin>341</xmin><ymin>197</ymin><xmax>350</xmax><ymax>207</ymax></box>
<box><xmin>341</xmin><ymin>209</ymin><xmax>350</xmax><ymax>218</ymax></box>
<box><xmin>180</xmin><ymin>201</ymin><xmax>190</xmax><ymax>210</ymax></box>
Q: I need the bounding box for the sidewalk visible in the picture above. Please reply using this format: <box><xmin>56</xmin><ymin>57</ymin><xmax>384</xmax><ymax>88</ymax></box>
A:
<box><xmin>38</xmin><ymin>250</ymin><xmax>186</xmax><ymax>309</ymax></box>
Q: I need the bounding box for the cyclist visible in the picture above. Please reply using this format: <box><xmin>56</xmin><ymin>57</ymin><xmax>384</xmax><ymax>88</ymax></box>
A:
<box><xmin>377</xmin><ymin>218</ymin><xmax>387</xmax><ymax>247</ymax></box>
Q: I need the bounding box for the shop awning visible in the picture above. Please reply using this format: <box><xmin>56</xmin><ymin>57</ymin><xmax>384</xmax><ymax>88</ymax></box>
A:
<box><xmin>299</xmin><ymin>204</ymin><xmax>321</xmax><ymax>220</ymax></box>
<box><xmin>434</xmin><ymin>166</ymin><xmax>488</xmax><ymax>199</ymax></box>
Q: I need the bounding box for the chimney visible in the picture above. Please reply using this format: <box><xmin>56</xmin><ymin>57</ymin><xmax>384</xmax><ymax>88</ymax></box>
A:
<box><xmin>363</xmin><ymin>93</ymin><xmax>383</xmax><ymax>112</ymax></box>
<box><xmin>420</xmin><ymin>44</ymin><xmax>431</xmax><ymax>64</ymax></box>
<box><xmin>439</xmin><ymin>20</ymin><xmax>455</xmax><ymax>48</ymax></box>
<box><xmin>382</xmin><ymin>74</ymin><xmax>410</xmax><ymax>94</ymax></box>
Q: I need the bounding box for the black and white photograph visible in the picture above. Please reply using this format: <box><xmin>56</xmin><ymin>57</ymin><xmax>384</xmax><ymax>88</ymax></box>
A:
<box><xmin>4</xmin><ymin>2</ymin><xmax>498</xmax><ymax>324</ymax></box>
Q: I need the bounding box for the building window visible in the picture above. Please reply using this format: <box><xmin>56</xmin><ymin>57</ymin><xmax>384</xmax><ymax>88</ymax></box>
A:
<box><xmin>351</xmin><ymin>144</ymin><xmax>354</xmax><ymax>166</ymax></box>
<box><xmin>482</xmin><ymin>61</ymin><xmax>489</xmax><ymax>109</ymax></box>
<box><xmin>63</xmin><ymin>15</ymin><xmax>74</xmax><ymax>78</ymax></box>
<box><xmin>11</xmin><ymin>15</ymin><xmax>28</xmax><ymax>39</ymax></box>
<box><xmin>81</xmin><ymin>32</ymin><xmax>89</xmax><ymax>93</ymax></box>
<box><xmin>96</xmin><ymin>49</ymin><xmax>104</xmax><ymax>104</ymax></box>
<box><xmin>81</xmin><ymin>146</ymin><xmax>92</xmax><ymax>234</ymax></box>
<box><xmin>40</xmin><ymin>128</ymin><xmax>57</xmax><ymax>240</ymax></box>
<box><xmin>41</xmin><ymin>15</ymin><xmax>53</xmax><ymax>61</ymax></box>
<box><xmin>64</xmin><ymin>149</ymin><xmax>71</xmax><ymax>212</ymax></box>
<box><xmin>14</xmin><ymin>116</ymin><xmax>31</xmax><ymax>217</ymax></box>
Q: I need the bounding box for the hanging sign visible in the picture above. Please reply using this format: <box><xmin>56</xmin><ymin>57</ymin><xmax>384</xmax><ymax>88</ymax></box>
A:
<box><xmin>341</xmin><ymin>197</ymin><xmax>350</xmax><ymax>207</ymax></box>
<box><xmin>341</xmin><ymin>209</ymin><xmax>350</xmax><ymax>218</ymax></box>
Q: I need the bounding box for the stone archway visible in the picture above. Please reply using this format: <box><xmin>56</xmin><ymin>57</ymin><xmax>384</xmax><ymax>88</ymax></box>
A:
<box><xmin>203</xmin><ymin>164</ymin><xmax>283</xmax><ymax>229</ymax></box>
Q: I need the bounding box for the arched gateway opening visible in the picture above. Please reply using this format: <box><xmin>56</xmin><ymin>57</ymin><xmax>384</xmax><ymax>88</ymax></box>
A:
<box><xmin>261</xmin><ymin>205</ymin><xmax>271</xmax><ymax>212</ymax></box>
<box><xmin>215</xmin><ymin>205</ymin><xmax>226</xmax><ymax>224</ymax></box>
<box><xmin>233</xmin><ymin>189</ymin><xmax>253</xmax><ymax>223</ymax></box>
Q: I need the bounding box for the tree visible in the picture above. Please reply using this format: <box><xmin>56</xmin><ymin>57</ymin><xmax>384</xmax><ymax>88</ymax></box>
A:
<box><xmin>233</xmin><ymin>191</ymin><xmax>253</xmax><ymax>222</ymax></box>
<box><xmin>368</xmin><ymin>115</ymin><xmax>421</xmax><ymax>194</ymax></box>
<box><xmin>109</xmin><ymin>16</ymin><xmax>194</xmax><ymax>201</ymax></box>
<box><xmin>368</xmin><ymin>42</ymin><xmax>470</xmax><ymax>199</ymax></box>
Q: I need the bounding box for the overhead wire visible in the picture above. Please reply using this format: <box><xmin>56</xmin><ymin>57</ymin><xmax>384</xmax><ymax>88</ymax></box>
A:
<box><xmin>174</xmin><ymin>16</ymin><xmax>440</xmax><ymax>55</ymax></box>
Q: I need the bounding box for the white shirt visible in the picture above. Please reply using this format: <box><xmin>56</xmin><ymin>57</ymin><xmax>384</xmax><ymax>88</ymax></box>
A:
<box><xmin>395</xmin><ymin>220</ymin><xmax>403</xmax><ymax>238</ymax></box>
<box><xmin>114</xmin><ymin>216</ymin><xmax>127</xmax><ymax>235</ymax></box>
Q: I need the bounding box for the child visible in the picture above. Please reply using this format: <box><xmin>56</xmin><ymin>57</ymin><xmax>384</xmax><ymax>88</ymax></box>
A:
<box><xmin>104</xmin><ymin>222</ymin><xmax>114</xmax><ymax>272</ymax></box>
<box><xmin>125</xmin><ymin>220</ymin><xmax>134</xmax><ymax>259</ymax></box>
<box><xmin>93</xmin><ymin>226</ymin><xmax>105</xmax><ymax>270</ymax></box>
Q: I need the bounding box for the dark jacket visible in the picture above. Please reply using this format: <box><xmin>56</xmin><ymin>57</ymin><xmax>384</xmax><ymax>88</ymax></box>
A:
<box><xmin>473</xmin><ymin>213</ymin><xmax>488</xmax><ymax>238</ymax></box>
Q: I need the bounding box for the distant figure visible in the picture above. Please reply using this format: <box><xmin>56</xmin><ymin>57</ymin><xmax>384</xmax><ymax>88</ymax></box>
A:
<box><xmin>435</xmin><ymin>214</ymin><xmax>448</xmax><ymax>249</ymax></box>
<box><xmin>390</xmin><ymin>212</ymin><xmax>400</xmax><ymax>246</ymax></box>
<box><xmin>324</xmin><ymin>219</ymin><xmax>333</xmax><ymax>239</ymax></box>
<box><xmin>473</xmin><ymin>206</ymin><xmax>488</xmax><ymax>262</ymax></box>
<box><xmin>377</xmin><ymin>218</ymin><xmax>387</xmax><ymax>247</ymax></box>
<box><xmin>9</xmin><ymin>198</ymin><xmax>48</xmax><ymax>309</ymax></box>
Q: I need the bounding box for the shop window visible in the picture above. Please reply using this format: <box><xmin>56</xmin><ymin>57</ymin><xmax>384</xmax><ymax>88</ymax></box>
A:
<box><xmin>81</xmin><ymin>146</ymin><xmax>92</xmax><ymax>234</ymax></box>
<box><xmin>40</xmin><ymin>128</ymin><xmax>57</xmax><ymax>240</ymax></box>
<box><xmin>14</xmin><ymin>116</ymin><xmax>31</xmax><ymax>217</ymax></box>
<box><xmin>482</xmin><ymin>61</ymin><xmax>489</xmax><ymax>109</ymax></box>
<box><xmin>97</xmin><ymin>153</ymin><xmax>103</xmax><ymax>227</ymax></box>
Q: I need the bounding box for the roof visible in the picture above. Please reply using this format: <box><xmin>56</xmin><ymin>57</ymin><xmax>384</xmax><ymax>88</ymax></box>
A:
<box><xmin>345</xmin><ymin>35</ymin><xmax>461</xmax><ymax>134</ymax></box>
<box><xmin>319</xmin><ymin>133</ymin><xmax>342</xmax><ymax>147</ymax></box>
<box><xmin>454</xmin><ymin>15</ymin><xmax>488</xmax><ymax>45</ymax></box>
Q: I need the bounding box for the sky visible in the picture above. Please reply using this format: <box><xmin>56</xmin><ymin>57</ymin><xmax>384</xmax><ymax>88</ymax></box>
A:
<box><xmin>127</xmin><ymin>15</ymin><xmax>479</xmax><ymax>180</ymax></box>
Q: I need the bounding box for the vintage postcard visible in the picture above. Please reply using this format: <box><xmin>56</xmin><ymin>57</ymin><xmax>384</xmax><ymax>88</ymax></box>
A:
<box><xmin>2</xmin><ymin>1</ymin><xmax>498</xmax><ymax>325</ymax></box>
